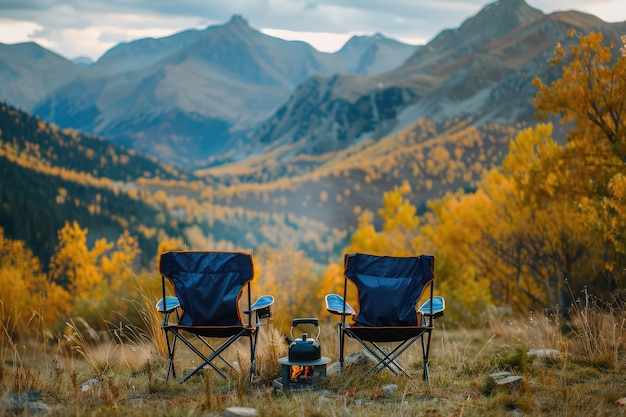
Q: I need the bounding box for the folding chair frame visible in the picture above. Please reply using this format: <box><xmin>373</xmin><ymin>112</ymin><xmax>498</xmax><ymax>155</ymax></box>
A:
<box><xmin>328</xmin><ymin>254</ymin><xmax>444</xmax><ymax>383</ymax></box>
<box><xmin>158</xmin><ymin>251</ymin><xmax>273</xmax><ymax>384</ymax></box>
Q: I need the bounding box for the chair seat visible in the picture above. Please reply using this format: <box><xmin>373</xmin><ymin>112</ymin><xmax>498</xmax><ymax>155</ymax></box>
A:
<box><xmin>345</xmin><ymin>325</ymin><xmax>432</xmax><ymax>342</ymax></box>
<box><xmin>164</xmin><ymin>323</ymin><xmax>255</xmax><ymax>338</ymax></box>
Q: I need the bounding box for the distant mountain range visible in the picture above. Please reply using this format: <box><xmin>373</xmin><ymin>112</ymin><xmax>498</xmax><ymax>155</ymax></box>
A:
<box><xmin>0</xmin><ymin>15</ymin><xmax>418</xmax><ymax>167</ymax></box>
<box><xmin>0</xmin><ymin>0</ymin><xmax>625</xmax><ymax>171</ymax></box>
<box><xmin>247</xmin><ymin>0</ymin><xmax>626</xmax><ymax>158</ymax></box>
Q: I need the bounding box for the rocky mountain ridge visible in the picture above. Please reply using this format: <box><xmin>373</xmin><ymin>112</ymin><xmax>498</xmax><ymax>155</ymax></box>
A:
<box><xmin>1</xmin><ymin>0</ymin><xmax>625</xmax><ymax>170</ymax></box>
<box><xmin>246</xmin><ymin>0</ymin><xmax>626</xmax><ymax>160</ymax></box>
<box><xmin>0</xmin><ymin>15</ymin><xmax>417</xmax><ymax>167</ymax></box>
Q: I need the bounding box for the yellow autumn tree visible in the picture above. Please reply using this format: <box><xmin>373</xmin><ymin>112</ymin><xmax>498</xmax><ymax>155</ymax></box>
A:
<box><xmin>48</xmin><ymin>221</ymin><xmax>148</xmax><ymax>330</ymax></box>
<box><xmin>49</xmin><ymin>221</ymin><xmax>111</xmax><ymax>300</ymax></box>
<box><xmin>100</xmin><ymin>230</ymin><xmax>140</xmax><ymax>287</ymax></box>
<box><xmin>424</xmin><ymin>31</ymin><xmax>626</xmax><ymax>319</ymax></box>
<box><xmin>0</xmin><ymin>228</ymin><xmax>71</xmax><ymax>338</ymax></box>
<box><xmin>348</xmin><ymin>181</ymin><xmax>426</xmax><ymax>256</ymax></box>
<box><xmin>430</xmin><ymin>124</ymin><xmax>609</xmax><ymax>316</ymax></box>
<box><xmin>95</xmin><ymin>230</ymin><xmax>143</xmax><ymax>326</ymax></box>
<box><xmin>533</xmin><ymin>30</ymin><xmax>626</xmax><ymax>286</ymax></box>
<box><xmin>534</xmin><ymin>31</ymin><xmax>626</xmax><ymax>167</ymax></box>
<box><xmin>423</xmin><ymin>189</ymin><xmax>494</xmax><ymax>325</ymax></box>
<box><xmin>252</xmin><ymin>245</ymin><xmax>321</xmax><ymax>332</ymax></box>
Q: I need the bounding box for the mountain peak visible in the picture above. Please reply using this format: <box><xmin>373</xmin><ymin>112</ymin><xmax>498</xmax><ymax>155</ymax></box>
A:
<box><xmin>72</xmin><ymin>55</ymin><xmax>94</xmax><ymax>67</ymax></box>
<box><xmin>485</xmin><ymin>0</ymin><xmax>527</xmax><ymax>9</ymax></box>
<box><xmin>340</xmin><ymin>33</ymin><xmax>390</xmax><ymax>52</ymax></box>
<box><xmin>469</xmin><ymin>0</ymin><xmax>543</xmax><ymax>28</ymax></box>
<box><xmin>423</xmin><ymin>0</ymin><xmax>543</xmax><ymax>52</ymax></box>
<box><xmin>215</xmin><ymin>14</ymin><xmax>255</xmax><ymax>38</ymax></box>
<box><xmin>226</xmin><ymin>14</ymin><xmax>250</xmax><ymax>27</ymax></box>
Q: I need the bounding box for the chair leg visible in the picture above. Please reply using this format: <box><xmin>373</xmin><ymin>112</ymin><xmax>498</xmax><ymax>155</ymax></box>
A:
<box><xmin>346</xmin><ymin>333</ymin><xmax>426</xmax><ymax>377</ymax></box>
<box><xmin>178</xmin><ymin>336</ymin><xmax>231</xmax><ymax>383</ymax></box>
<box><xmin>421</xmin><ymin>330</ymin><xmax>432</xmax><ymax>383</ymax></box>
<box><xmin>179</xmin><ymin>330</ymin><xmax>248</xmax><ymax>383</ymax></box>
<box><xmin>249</xmin><ymin>328</ymin><xmax>259</xmax><ymax>384</ymax></box>
<box><xmin>164</xmin><ymin>329</ymin><xmax>177</xmax><ymax>381</ymax></box>
<box><xmin>365</xmin><ymin>341</ymin><xmax>409</xmax><ymax>376</ymax></box>
<box><xmin>337</xmin><ymin>323</ymin><xmax>345</xmax><ymax>373</ymax></box>
<box><xmin>195</xmin><ymin>335</ymin><xmax>236</xmax><ymax>370</ymax></box>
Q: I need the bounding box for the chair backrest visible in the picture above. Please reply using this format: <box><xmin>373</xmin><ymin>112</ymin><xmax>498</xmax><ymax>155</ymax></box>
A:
<box><xmin>160</xmin><ymin>251</ymin><xmax>254</xmax><ymax>327</ymax></box>
<box><xmin>344</xmin><ymin>253</ymin><xmax>434</xmax><ymax>327</ymax></box>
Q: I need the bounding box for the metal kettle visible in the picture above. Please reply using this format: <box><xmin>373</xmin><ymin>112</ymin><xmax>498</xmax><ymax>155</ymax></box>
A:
<box><xmin>284</xmin><ymin>318</ymin><xmax>322</xmax><ymax>363</ymax></box>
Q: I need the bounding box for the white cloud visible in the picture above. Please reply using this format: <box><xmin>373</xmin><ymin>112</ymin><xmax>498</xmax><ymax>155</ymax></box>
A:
<box><xmin>527</xmin><ymin>0</ymin><xmax>626</xmax><ymax>22</ymax></box>
<box><xmin>261</xmin><ymin>28</ymin><xmax>359</xmax><ymax>53</ymax></box>
<box><xmin>0</xmin><ymin>20</ymin><xmax>41</xmax><ymax>44</ymax></box>
<box><xmin>36</xmin><ymin>4</ymin><xmax>90</xmax><ymax>30</ymax></box>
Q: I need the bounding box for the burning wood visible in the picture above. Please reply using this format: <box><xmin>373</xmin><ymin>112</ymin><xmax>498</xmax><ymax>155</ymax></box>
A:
<box><xmin>290</xmin><ymin>365</ymin><xmax>313</xmax><ymax>382</ymax></box>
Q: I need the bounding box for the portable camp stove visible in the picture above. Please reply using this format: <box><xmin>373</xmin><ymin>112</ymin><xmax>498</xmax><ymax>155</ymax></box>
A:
<box><xmin>272</xmin><ymin>318</ymin><xmax>330</xmax><ymax>393</ymax></box>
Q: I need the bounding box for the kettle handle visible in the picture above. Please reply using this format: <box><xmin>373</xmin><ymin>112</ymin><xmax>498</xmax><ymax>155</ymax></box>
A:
<box><xmin>292</xmin><ymin>318</ymin><xmax>319</xmax><ymax>327</ymax></box>
<box><xmin>290</xmin><ymin>317</ymin><xmax>321</xmax><ymax>340</ymax></box>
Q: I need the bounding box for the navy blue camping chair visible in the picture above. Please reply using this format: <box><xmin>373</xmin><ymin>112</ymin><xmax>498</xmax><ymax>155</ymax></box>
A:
<box><xmin>158</xmin><ymin>250</ymin><xmax>274</xmax><ymax>383</ymax></box>
<box><xmin>325</xmin><ymin>253</ymin><xmax>444</xmax><ymax>381</ymax></box>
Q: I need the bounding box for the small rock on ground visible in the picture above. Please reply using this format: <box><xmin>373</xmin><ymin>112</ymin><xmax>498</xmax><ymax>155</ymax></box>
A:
<box><xmin>224</xmin><ymin>406</ymin><xmax>259</xmax><ymax>416</ymax></box>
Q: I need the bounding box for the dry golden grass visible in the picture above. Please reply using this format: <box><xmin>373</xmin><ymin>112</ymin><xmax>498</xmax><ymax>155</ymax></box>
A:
<box><xmin>2</xmin><ymin>296</ymin><xmax>626</xmax><ymax>416</ymax></box>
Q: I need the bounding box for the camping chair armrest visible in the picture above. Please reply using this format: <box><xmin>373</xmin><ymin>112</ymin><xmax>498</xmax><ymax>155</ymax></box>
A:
<box><xmin>245</xmin><ymin>295</ymin><xmax>274</xmax><ymax>319</ymax></box>
<box><xmin>249</xmin><ymin>295</ymin><xmax>274</xmax><ymax>311</ymax></box>
<box><xmin>325</xmin><ymin>294</ymin><xmax>355</xmax><ymax>316</ymax></box>
<box><xmin>418</xmin><ymin>296</ymin><xmax>445</xmax><ymax>319</ymax></box>
<box><xmin>156</xmin><ymin>296</ymin><xmax>180</xmax><ymax>314</ymax></box>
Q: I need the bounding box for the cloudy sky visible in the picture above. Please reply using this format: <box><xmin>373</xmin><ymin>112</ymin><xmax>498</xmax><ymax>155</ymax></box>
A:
<box><xmin>0</xmin><ymin>0</ymin><xmax>625</xmax><ymax>61</ymax></box>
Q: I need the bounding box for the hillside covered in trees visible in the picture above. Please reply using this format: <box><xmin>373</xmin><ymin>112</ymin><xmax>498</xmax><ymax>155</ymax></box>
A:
<box><xmin>0</xmin><ymin>103</ymin><xmax>191</xmax><ymax>267</ymax></box>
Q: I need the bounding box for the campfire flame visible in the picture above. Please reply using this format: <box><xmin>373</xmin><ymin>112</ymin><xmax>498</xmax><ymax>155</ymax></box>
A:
<box><xmin>290</xmin><ymin>365</ymin><xmax>313</xmax><ymax>382</ymax></box>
